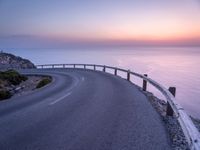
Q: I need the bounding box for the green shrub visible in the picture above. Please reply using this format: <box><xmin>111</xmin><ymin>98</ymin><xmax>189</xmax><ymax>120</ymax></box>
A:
<box><xmin>0</xmin><ymin>90</ymin><xmax>12</xmax><ymax>100</ymax></box>
<box><xmin>36</xmin><ymin>78</ymin><xmax>51</xmax><ymax>89</ymax></box>
<box><xmin>0</xmin><ymin>69</ymin><xmax>27</xmax><ymax>85</ymax></box>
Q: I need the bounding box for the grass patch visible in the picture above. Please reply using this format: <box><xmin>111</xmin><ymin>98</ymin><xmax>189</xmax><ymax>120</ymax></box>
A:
<box><xmin>36</xmin><ymin>78</ymin><xmax>52</xmax><ymax>89</ymax></box>
<box><xmin>0</xmin><ymin>90</ymin><xmax>12</xmax><ymax>100</ymax></box>
<box><xmin>0</xmin><ymin>69</ymin><xmax>28</xmax><ymax>85</ymax></box>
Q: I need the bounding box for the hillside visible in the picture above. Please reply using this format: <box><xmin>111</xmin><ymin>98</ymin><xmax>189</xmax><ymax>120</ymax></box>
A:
<box><xmin>0</xmin><ymin>52</ymin><xmax>36</xmax><ymax>70</ymax></box>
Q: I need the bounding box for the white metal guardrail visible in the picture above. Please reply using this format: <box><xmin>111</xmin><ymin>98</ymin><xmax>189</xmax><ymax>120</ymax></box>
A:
<box><xmin>36</xmin><ymin>63</ymin><xmax>200</xmax><ymax>150</ymax></box>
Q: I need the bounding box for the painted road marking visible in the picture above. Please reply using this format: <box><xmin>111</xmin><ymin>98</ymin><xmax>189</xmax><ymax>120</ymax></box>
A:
<box><xmin>49</xmin><ymin>76</ymin><xmax>83</xmax><ymax>105</ymax></box>
<box><xmin>49</xmin><ymin>92</ymin><xmax>72</xmax><ymax>105</ymax></box>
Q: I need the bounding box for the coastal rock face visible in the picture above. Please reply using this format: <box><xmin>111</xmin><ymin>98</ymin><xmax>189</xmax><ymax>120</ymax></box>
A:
<box><xmin>0</xmin><ymin>52</ymin><xmax>36</xmax><ymax>70</ymax></box>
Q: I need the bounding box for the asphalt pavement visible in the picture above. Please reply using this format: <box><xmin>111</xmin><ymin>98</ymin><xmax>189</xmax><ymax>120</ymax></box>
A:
<box><xmin>0</xmin><ymin>68</ymin><xmax>172</xmax><ymax>150</ymax></box>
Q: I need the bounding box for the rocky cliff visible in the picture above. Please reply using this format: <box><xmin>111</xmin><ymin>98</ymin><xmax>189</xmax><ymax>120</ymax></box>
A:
<box><xmin>0</xmin><ymin>52</ymin><xmax>36</xmax><ymax>70</ymax></box>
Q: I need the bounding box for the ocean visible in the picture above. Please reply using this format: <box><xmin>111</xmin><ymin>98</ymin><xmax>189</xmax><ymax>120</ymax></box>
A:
<box><xmin>3</xmin><ymin>46</ymin><xmax>200</xmax><ymax>118</ymax></box>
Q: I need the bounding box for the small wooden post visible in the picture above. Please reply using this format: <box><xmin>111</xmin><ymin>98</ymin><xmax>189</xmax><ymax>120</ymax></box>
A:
<box><xmin>166</xmin><ymin>87</ymin><xmax>176</xmax><ymax>116</ymax></box>
<box><xmin>52</xmin><ymin>65</ymin><xmax>54</xmax><ymax>68</ymax></box>
<box><xmin>84</xmin><ymin>64</ymin><xmax>86</xmax><ymax>69</ymax></box>
<box><xmin>127</xmin><ymin>70</ymin><xmax>130</xmax><ymax>81</ymax></box>
<box><xmin>114</xmin><ymin>69</ymin><xmax>117</xmax><ymax>75</ymax></box>
<box><xmin>143</xmin><ymin>74</ymin><xmax>148</xmax><ymax>91</ymax></box>
<box><xmin>103</xmin><ymin>66</ymin><xmax>106</xmax><ymax>72</ymax></box>
<box><xmin>73</xmin><ymin>64</ymin><xmax>75</xmax><ymax>68</ymax></box>
<box><xmin>94</xmin><ymin>65</ymin><xmax>96</xmax><ymax>71</ymax></box>
<box><xmin>41</xmin><ymin>65</ymin><xmax>43</xmax><ymax>69</ymax></box>
<box><xmin>63</xmin><ymin>64</ymin><xmax>65</xmax><ymax>68</ymax></box>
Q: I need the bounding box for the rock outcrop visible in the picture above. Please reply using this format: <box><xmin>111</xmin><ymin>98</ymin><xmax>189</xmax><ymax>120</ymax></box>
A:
<box><xmin>0</xmin><ymin>52</ymin><xmax>36</xmax><ymax>70</ymax></box>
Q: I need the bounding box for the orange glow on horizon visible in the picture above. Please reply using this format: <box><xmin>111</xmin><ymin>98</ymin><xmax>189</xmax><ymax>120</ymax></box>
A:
<box><xmin>41</xmin><ymin>20</ymin><xmax>200</xmax><ymax>43</ymax></box>
<box><xmin>43</xmin><ymin>30</ymin><xmax>200</xmax><ymax>44</ymax></box>
<box><xmin>38</xmin><ymin>13</ymin><xmax>200</xmax><ymax>44</ymax></box>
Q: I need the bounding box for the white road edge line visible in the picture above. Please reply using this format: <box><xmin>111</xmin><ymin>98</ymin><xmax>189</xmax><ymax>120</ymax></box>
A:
<box><xmin>49</xmin><ymin>92</ymin><xmax>72</xmax><ymax>105</ymax></box>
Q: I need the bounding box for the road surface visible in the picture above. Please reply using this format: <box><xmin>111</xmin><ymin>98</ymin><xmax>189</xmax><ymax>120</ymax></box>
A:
<box><xmin>0</xmin><ymin>68</ymin><xmax>172</xmax><ymax>150</ymax></box>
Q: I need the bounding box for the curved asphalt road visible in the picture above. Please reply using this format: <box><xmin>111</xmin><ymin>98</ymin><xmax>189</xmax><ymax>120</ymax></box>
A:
<box><xmin>0</xmin><ymin>68</ymin><xmax>171</xmax><ymax>150</ymax></box>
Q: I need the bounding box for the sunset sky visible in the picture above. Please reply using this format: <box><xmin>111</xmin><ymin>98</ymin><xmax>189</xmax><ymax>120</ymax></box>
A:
<box><xmin>0</xmin><ymin>0</ymin><xmax>200</xmax><ymax>48</ymax></box>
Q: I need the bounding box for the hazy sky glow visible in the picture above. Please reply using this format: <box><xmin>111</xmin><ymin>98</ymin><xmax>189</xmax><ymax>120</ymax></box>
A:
<box><xmin>0</xmin><ymin>0</ymin><xmax>200</xmax><ymax>48</ymax></box>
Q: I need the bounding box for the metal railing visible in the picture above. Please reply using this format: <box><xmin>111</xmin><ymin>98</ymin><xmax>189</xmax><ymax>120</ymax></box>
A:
<box><xmin>36</xmin><ymin>63</ymin><xmax>200</xmax><ymax>150</ymax></box>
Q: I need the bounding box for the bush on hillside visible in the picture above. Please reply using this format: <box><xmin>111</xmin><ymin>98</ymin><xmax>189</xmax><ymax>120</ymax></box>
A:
<box><xmin>0</xmin><ymin>90</ymin><xmax>12</xmax><ymax>100</ymax></box>
<box><xmin>36</xmin><ymin>78</ymin><xmax>51</xmax><ymax>89</ymax></box>
<box><xmin>0</xmin><ymin>70</ymin><xmax>28</xmax><ymax>85</ymax></box>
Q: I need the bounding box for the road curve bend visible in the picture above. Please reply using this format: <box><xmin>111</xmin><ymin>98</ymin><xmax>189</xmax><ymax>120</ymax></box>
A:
<box><xmin>0</xmin><ymin>68</ymin><xmax>172</xmax><ymax>150</ymax></box>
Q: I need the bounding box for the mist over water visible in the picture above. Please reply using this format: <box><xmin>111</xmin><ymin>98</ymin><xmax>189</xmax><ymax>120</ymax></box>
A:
<box><xmin>4</xmin><ymin>47</ymin><xmax>200</xmax><ymax>118</ymax></box>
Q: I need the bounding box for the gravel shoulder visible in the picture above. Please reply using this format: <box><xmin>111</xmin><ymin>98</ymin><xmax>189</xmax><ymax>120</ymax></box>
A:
<box><xmin>136</xmin><ymin>85</ymin><xmax>200</xmax><ymax>150</ymax></box>
<box><xmin>11</xmin><ymin>75</ymin><xmax>51</xmax><ymax>98</ymax></box>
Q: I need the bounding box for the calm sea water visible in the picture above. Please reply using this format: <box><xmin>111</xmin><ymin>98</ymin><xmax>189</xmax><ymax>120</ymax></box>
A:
<box><xmin>4</xmin><ymin>47</ymin><xmax>200</xmax><ymax>118</ymax></box>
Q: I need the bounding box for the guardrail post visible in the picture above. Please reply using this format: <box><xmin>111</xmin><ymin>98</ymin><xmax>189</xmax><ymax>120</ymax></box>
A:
<box><xmin>52</xmin><ymin>65</ymin><xmax>54</xmax><ymax>68</ymax></box>
<box><xmin>127</xmin><ymin>70</ymin><xmax>130</xmax><ymax>81</ymax></box>
<box><xmin>73</xmin><ymin>64</ymin><xmax>75</xmax><ymax>68</ymax></box>
<box><xmin>94</xmin><ymin>65</ymin><xmax>96</xmax><ymax>71</ymax></box>
<box><xmin>166</xmin><ymin>87</ymin><xmax>176</xmax><ymax>116</ymax></box>
<box><xmin>41</xmin><ymin>65</ymin><xmax>43</xmax><ymax>69</ymax></box>
<box><xmin>103</xmin><ymin>66</ymin><xmax>106</xmax><ymax>72</ymax></box>
<box><xmin>143</xmin><ymin>74</ymin><xmax>148</xmax><ymax>91</ymax></box>
<box><xmin>114</xmin><ymin>69</ymin><xmax>117</xmax><ymax>75</ymax></box>
<box><xmin>84</xmin><ymin>64</ymin><xmax>86</xmax><ymax>69</ymax></box>
<box><xmin>63</xmin><ymin>64</ymin><xmax>65</xmax><ymax>68</ymax></box>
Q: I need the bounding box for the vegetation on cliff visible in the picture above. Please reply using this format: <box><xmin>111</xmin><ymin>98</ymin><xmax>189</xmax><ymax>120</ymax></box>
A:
<box><xmin>0</xmin><ymin>70</ymin><xmax>28</xmax><ymax>100</ymax></box>
<box><xmin>36</xmin><ymin>77</ymin><xmax>52</xmax><ymax>89</ymax></box>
